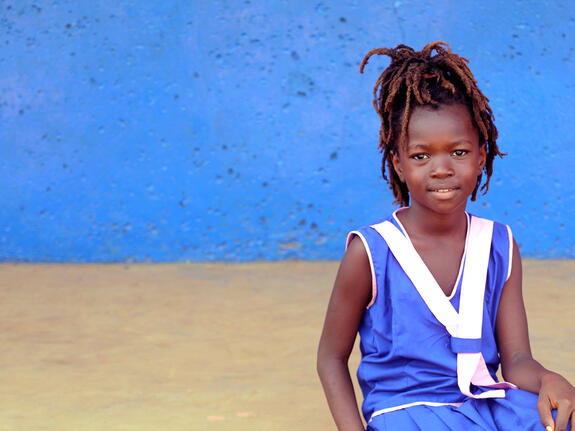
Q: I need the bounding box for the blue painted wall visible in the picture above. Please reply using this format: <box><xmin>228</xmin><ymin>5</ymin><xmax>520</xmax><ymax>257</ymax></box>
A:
<box><xmin>1</xmin><ymin>1</ymin><xmax>574</xmax><ymax>262</ymax></box>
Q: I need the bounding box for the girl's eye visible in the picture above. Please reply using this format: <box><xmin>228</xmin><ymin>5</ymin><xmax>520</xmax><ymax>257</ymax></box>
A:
<box><xmin>452</xmin><ymin>149</ymin><xmax>468</xmax><ymax>157</ymax></box>
<box><xmin>411</xmin><ymin>153</ymin><xmax>429</xmax><ymax>160</ymax></box>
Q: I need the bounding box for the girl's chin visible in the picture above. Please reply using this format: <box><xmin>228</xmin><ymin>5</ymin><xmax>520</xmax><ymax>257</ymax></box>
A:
<box><xmin>409</xmin><ymin>196</ymin><xmax>469</xmax><ymax>216</ymax></box>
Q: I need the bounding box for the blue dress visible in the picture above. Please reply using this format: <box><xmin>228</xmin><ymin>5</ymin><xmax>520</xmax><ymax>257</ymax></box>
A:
<box><xmin>347</xmin><ymin>210</ymin><xmax>567</xmax><ymax>431</ymax></box>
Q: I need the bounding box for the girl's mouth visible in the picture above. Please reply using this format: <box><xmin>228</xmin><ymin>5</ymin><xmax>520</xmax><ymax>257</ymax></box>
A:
<box><xmin>430</xmin><ymin>187</ymin><xmax>458</xmax><ymax>193</ymax></box>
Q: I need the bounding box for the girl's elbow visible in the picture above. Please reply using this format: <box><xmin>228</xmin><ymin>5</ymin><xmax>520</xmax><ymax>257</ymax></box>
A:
<box><xmin>316</xmin><ymin>345</ymin><xmax>327</xmax><ymax>377</ymax></box>
<box><xmin>316</xmin><ymin>347</ymin><xmax>348</xmax><ymax>377</ymax></box>
<box><xmin>316</xmin><ymin>346</ymin><xmax>331</xmax><ymax>376</ymax></box>
<box><xmin>316</xmin><ymin>353</ymin><xmax>331</xmax><ymax>384</ymax></box>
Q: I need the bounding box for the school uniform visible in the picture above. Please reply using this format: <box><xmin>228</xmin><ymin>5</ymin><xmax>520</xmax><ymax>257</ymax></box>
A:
<box><xmin>347</xmin><ymin>211</ymin><xmax>566</xmax><ymax>430</ymax></box>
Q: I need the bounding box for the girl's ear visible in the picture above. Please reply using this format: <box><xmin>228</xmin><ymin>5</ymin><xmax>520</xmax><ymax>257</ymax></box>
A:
<box><xmin>391</xmin><ymin>152</ymin><xmax>405</xmax><ymax>182</ymax></box>
<box><xmin>477</xmin><ymin>143</ymin><xmax>487</xmax><ymax>175</ymax></box>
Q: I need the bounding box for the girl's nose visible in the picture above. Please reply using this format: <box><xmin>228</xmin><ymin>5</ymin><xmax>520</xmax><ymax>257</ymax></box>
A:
<box><xmin>430</xmin><ymin>155</ymin><xmax>454</xmax><ymax>178</ymax></box>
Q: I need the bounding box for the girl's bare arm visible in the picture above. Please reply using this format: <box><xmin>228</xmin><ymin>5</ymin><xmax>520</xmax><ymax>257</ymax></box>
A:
<box><xmin>496</xmin><ymin>239</ymin><xmax>575</xmax><ymax>431</ymax></box>
<box><xmin>317</xmin><ymin>236</ymin><xmax>372</xmax><ymax>431</ymax></box>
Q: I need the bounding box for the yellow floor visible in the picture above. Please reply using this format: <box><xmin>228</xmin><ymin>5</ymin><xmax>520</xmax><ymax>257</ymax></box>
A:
<box><xmin>1</xmin><ymin>260</ymin><xmax>574</xmax><ymax>430</ymax></box>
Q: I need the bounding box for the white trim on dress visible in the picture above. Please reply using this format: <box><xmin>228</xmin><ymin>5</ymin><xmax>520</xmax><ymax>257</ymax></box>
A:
<box><xmin>506</xmin><ymin>225</ymin><xmax>513</xmax><ymax>282</ymax></box>
<box><xmin>346</xmin><ymin>231</ymin><xmax>377</xmax><ymax>309</ymax></box>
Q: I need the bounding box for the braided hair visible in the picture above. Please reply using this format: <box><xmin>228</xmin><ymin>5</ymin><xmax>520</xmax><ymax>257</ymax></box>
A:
<box><xmin>359</xmin><ymin>41</ymin><xmax>504</xmax><ymax>206</ymax></box>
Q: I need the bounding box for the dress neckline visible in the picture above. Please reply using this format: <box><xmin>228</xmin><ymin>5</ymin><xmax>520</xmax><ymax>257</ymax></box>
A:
<box><xmin>392</xmin><ymin>208</ymin><xmax>470</xmax><ymax>299</ymax></box>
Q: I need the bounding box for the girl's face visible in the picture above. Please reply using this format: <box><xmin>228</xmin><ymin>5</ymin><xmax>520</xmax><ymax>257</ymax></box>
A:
<box><xmin>391</xmin><ymin>103</ymin><xmax>486</xmax><ymax>216</ymax></box>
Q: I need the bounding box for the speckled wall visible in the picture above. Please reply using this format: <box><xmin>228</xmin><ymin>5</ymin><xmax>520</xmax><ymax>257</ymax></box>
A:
<box><xmin>1</xmin><ymin>1</ymin><xmax>574</xmax><ymax>262</ymax></box>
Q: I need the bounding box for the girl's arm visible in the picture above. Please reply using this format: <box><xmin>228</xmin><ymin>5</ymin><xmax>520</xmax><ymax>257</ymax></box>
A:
<box><xmin>317</xmin><ymin>236</ymin><xmax>372</xmax><ymax>431</ymax></box>
<box><xmin>496</xmin><ymin>239</ymin><xmax>575</xmax><ymax>431</ymax></box>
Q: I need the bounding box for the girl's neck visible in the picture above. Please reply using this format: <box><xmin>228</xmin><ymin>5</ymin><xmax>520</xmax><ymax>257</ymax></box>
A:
<box><xmin>396</xmin><ymin>205</ymin><xmax>468</xmax><ymax>239</ymax></box>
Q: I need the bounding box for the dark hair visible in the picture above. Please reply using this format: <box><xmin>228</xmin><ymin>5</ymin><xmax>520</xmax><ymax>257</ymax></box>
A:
<box><xmin>359</xmin><ymin>41</ymin><xmax>504</xmax><ymax>206</ymax></box>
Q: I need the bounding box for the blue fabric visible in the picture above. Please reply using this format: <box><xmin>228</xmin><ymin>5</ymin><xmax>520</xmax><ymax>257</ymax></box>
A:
<box><xmin>366</xmin><ymin>389</ymin><xmax>570</xmax><ymax>431</ymax></box>
<box><xmin>450</xmin><ymin>336</ymin><xmax>482</xmax><ymax>353</ymax></box>
<box><xmin>351</xmin><ymin>212</ymin><xmax>541</xmax><ymax>428</ymax></box>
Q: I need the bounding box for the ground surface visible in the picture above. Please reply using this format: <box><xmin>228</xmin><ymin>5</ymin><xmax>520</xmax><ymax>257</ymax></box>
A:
<box><xmin>1</xmin><ymin>261</ymin><xmax>574</xmax><ymax>430</ymax></box>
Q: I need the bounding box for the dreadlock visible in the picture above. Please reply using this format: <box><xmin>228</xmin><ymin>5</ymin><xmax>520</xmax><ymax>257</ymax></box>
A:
<box><xmin>359</xmin><ymin>41</ymin><xmax>504</xmax><ymax>206</ymax></box>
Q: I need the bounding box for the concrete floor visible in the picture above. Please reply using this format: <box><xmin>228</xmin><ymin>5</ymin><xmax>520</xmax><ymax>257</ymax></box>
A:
<box><xmin>1</xmin><ymin>260</ymin><xmax>574</xmax><ymax>430</ymax></box>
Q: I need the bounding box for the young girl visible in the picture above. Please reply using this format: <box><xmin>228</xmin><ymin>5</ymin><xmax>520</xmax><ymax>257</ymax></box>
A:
<box><xmin>317</xmin><ymin>41</ymin><xmax>575</xmax><ymax>431</ymax></box>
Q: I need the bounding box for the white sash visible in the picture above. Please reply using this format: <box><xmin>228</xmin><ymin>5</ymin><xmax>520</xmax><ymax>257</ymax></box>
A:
<box><xmin>371</xmin><ymin>216</ymin><xmax>516</xmax><ymax>399</ymax></box>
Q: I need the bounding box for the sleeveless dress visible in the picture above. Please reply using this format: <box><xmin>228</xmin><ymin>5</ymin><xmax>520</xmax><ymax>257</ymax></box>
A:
<box><xmin>347</xmin><ymin>210</ymin><xmax>567</xmax><ymax>431</ymax></box>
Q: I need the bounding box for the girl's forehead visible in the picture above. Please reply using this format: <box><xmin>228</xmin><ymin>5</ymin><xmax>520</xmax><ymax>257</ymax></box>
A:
<box><xmin>409</xmin><ymin>103</ymin><xmax>472</xmax><ymax>121</ymax></box>
<box><xmin>409</xmin><ymin>104</ymin><xmax>475</xmax><ymax>129</ymax></box>
<box><xmin>404</xmin><ymin>104</ymin><xmax>479</xmax><ymax>145</ymax></box>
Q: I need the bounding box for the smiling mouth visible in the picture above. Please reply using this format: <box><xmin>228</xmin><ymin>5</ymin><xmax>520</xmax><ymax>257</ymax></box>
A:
<box><xmin>430</xmin><ymin>187</ymin><xmax>458</xmax><ymax>193</ymax></box>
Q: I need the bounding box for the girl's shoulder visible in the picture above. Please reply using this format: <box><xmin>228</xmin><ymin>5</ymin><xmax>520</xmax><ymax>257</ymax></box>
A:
<box><xmin>345</xmin><ymin>213</ymin><xmax>397</xmax><ymax>254</ymax></box>
<box><xmin>345</xmin><ymin>213</ymin><xmax>398</xmax><ymax>244</ymax></box>
<box><xmin>467</xmin><ymin>214</ymin><xmax>514</xmax><ymax>263</ymax></box>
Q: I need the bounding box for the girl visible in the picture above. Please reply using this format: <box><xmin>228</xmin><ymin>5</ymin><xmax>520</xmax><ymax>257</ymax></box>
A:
<box><xmin>317</xmin><ymin>41</ymin><xmax>575</xmax><ymax>431</ymax></box>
